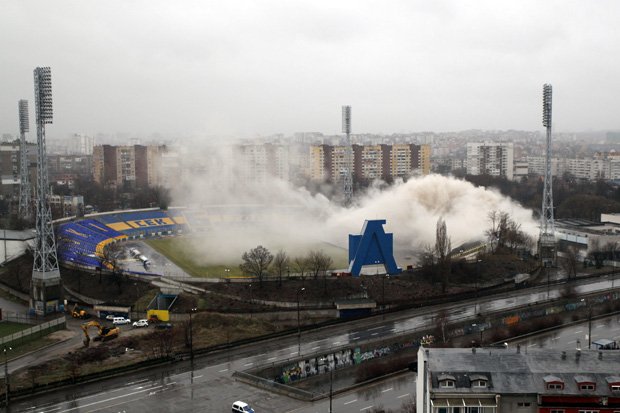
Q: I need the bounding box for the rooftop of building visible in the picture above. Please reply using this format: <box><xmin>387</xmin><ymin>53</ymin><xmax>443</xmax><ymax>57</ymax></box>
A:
<box><xmin>423</xmin><ymin>347</ymin><xmax>620</xmax><ymax>396</ymax></box>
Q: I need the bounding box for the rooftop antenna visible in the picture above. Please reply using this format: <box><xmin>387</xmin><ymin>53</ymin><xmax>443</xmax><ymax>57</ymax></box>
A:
<box><xmin>539</xmin><ymin>83</ymin><xmax>557</xmax><ymax>267</ymax></box>
<box><xmin>342</xmin><ymin>105</ymin><xmax>353</xmax><ymax>206</ymax></box>
<box><xmin>31</xmin><ymin>67</ymin><xmax>62</xmax><ymax>315</ymax></box>
<box><xmin>18</xmin><ymin>99</ymin><xmax>32</xmax><ymax>220</ymax></box>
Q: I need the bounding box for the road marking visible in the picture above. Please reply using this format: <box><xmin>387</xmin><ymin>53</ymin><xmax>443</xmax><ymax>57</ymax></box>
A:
<box><xmin>575</xmin><ymin>330</ymin><xmax>583</xmax><ymax>334</ymax></box>
<box><xmin>268</xmin><ymin>356</ymin><xmax>277</xmax><ymax>361</ymax></box>
<box><xmin>244</xmin><ymin>362</ymin><xmax>253</xmax><ymax>366</ymax></box>
<box><xmin>257</xmin><ymin>353</ymin><xmax>267</xmax><ymax>356</ymax></box>
<box><xmin>397</xmin><ymin>393</ymin><xmax>411</xmax><ymax>398</ymax></box>
<box><xmin>53</xmin><ymin>385</ymin><xmax>164</xmax><ymax>412</ymax></box>
<box><xmin>218</xmin><ymin>368</ymin><xmax>228</xmax><ymax>372</ymax></box>
<box><xmin>352</xmin><ymin>336</ymin><xmax>360</xmax><ymax>340</ymax></box>
<box><xmin>382</xmin><ymin>387</ymin><xmax>393</xmax><ymax>392</ymax></box>
<box><xmin>371</xmin><ymin>332</ymin><xmax>378</xmax><ymax>336</ymax></box>
<box><xmin>312</xmin><ymin>346</ymin><xmax>321</xmax><ymax>350</ymax></box>
<box><xmin>290</xmin><ymin>352</ymin><xmax>297</xmax><ymax>356</ymax></box>
<box><xmin>333</xmin><ymin>341</ymin><xmax>341</xmax><ymax>345</ymax></box>
<box><xmin>528</xmin><ymin>343</ymin><xmax>537</xmax><ymax>348</ymax></box>
<box><xmin>194</xmin><ymin>375</ymin><xmax>203</xmax><ymax>379</ymax></box>
<box><xmin>207</xmin><ymin>363</ymin><xmax>226</xmax><ymax>369</ymax></box>
<box><xmin>360</xmin><ymin>405</ymin><xmax>374</xmax><ymax>411</ymax></box>
<box><xmin>344</xmin><ymin>399</ymin><xmax>357</xmax><ymax>405</ymax></box>
<box><xmin>125</xmin><ymin>378</ymin><xmax>149</xmax><ymax>386</ymax></box>
<box><xmin>369</xmin><ymin>326</ymin><xmax>383</xmax><ymax>331</ymax></box>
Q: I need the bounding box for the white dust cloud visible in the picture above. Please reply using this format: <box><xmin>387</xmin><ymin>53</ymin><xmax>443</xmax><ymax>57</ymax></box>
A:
<box><xmin>171</xmin><ymin>149</ymin><xmax>537</xmax><ymax>266</ymax></box>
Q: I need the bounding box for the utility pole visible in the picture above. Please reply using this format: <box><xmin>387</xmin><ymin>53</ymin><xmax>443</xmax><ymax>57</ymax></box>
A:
<box><xmin>4</xmin><ymin>346</ymin><xmax>11</xmax><ymax>407</ymax></box>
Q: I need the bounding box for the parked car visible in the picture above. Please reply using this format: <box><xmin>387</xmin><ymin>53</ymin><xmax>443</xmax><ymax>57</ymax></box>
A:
<box><xmin>155</xmin><ymin>322</ymin><xmax>173</xmax><ymax>330</ymax></box>
<box><xmin>132</xmin><ymin>319</ymin><xmax>149</xmax><ymax>328</ymax></box>
<box><xmin>105</xmin><ymin>314</ymin><xmax>116</xmax><ymax>320</ymax></box>
<box><xmin>112</xmin><ymin>317</ymin><xmax>131</xmax><ymax>325</ymax></box>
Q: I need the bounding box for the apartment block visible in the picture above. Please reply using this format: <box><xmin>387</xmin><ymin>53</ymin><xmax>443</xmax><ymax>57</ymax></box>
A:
<box><xmin>466</xmin><ymin>142</ymin><xmax>514</xmax><ymax>180</ymax></box>
<box><xmin>310</xmin><ymin>143</ymin><xmax>430</xmax><ymax>185</ymax></box>
<box><xmin>92</xmin><ymin>144</ymin><xmax>166</xmax><ymax>189</ymax></box>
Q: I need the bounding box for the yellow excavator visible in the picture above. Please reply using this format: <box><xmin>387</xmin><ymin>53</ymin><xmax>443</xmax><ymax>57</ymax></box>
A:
<box><xmin>81</xmin><ymin>321</ymin><xmax>120</xmax><ymax>347</ymax></box>
<box><xmin>71</xmin><ymin>304</ymin><xmax>89</xmax><ymax>319</ymax></box>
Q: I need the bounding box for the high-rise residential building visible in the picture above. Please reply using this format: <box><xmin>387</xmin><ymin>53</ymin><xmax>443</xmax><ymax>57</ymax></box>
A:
<box><xmin>92</xmin><ymin>144</ymin><xmax>166</xmax><ymax>189</ymax></box>
<box><xmin>466</xmin><ymin>142</ymin><xmax>514</xmax><ymax>180</ymax></box>
<box><xmin>309</xmin><ymin>143</ymin><xmax>431</xmax><ymax>185</ymax></box>
<box><xmin>235</xmin><ymin>143</ymin><xmax>290</xmax><ymax>184</ymax></box>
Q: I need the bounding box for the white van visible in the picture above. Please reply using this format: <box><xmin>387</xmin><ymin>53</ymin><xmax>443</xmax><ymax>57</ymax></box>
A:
<box><xmin>232</xmin><ymin>401</ymin><xmax>254</xmax><ymax>413</ymax></box>
<box><xmin>112</xmin><ymin>317</ymin><xmax>131</xmax><ymax>325</ymax></box>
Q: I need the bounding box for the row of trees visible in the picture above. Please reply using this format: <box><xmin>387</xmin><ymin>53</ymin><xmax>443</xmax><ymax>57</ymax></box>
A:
<box><xmin>239</xmin><ymin>245</ymin><xmax>334</xmax><ymax>287</ymax></box>
<box><xmin>422</xmin><ymin>210</ymin><xmax>533</xmax><ymax>292</ymax></box>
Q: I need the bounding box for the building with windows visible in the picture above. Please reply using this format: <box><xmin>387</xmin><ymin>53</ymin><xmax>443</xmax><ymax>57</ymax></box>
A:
<box><xmin>310</xmin><ymin>143</ymin><xmax>430</xmax><ymax>185</ymax></box>
<box><xmin>466</xmin><ymin>142</ymin><xmax>514</xmax><ymax>180</ymax></box>
<box><xmin>417</xmin><ymin>347</ymin><xmax>620</xmax><ymax>413</ymax></box>
<box><xmin>92</xmin><ymin>144</ymin><xmax>166</xmax><ymax>189</ymax></box>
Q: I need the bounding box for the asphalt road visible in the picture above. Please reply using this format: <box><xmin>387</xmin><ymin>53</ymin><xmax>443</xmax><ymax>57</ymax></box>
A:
<box><xmin>6</xmin><ymin>276</ymin><xmax>620</xmax><ymax>413</ymax></box>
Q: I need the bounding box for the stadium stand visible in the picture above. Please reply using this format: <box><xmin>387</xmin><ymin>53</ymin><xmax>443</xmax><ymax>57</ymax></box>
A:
<box><xmin>56</xmin><ymin>209</ymin><xmax>189</xmax><ymax>272</ymax></box>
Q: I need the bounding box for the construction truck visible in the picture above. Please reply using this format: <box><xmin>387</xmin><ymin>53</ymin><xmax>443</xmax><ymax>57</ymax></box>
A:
<box><xmin>81</xmin><ymin>321</ymin><xmax>120</xmax><ymax>347</ymax></box>
<box><xmin>71</xmin><ymin>304</ymin><xmax>90</xmax><ymax>319</ymax></box>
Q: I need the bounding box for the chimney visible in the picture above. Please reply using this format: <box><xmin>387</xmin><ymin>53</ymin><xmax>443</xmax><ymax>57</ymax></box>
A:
<box><xmin>561</xmin><ymin>351</ymin><xmax>566</xmax><ymax>360</ymax></box>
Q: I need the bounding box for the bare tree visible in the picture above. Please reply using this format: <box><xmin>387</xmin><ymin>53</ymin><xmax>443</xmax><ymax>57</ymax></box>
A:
<box><xmin>294</xmin><ymin>256</ymin><xmax>308</xmax><ymax>286</ymax></box>
<box><xmin>272</xmin><ymin>249</ymin><xmax>289</xmax><ymax>287</ymax></box>
<box><xmin>307</xmin><ymin>250</ymin><xmax>332</xmax><ymax>280</ymax></box>
<box><xmin>435</xmin><ymin>218</ymin><xmax>452</xmax><ymax>293</ymax></box>
<box><xmin>561</xmin><ymin>246</ymin><xmax>580</xmax><ymax>279</ymax></box>
<box><xmin>240</xmin><ymin>245</ymin><xmax>274</xmax><ymax>288</ymax></box>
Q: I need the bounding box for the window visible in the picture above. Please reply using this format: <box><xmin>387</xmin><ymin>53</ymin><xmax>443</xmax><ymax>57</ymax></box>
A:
<box><xmin>578</xmin><ymin>410</ymin><xmax>599</xmax><ymax>413</ymax></box>
<box><xmin>611</xmin><ymin>385</ymin><xmax>620</xmax><ymax>391</ymax></box>
<box><xmin>440</xmin><ymin>380</ymin><xmax>455</xmax><ymax>388</ymax></box>
<box><xmin>547</xmin><ymin>383</ymin><xmax>564</xmax><ymax>390</ymax></box>
<box><xmin>472</xmin><ymin>380</ymin><xmax>487</xmax><ymax>388</ymax></box>
<box><xmin>550</xmin><ymin>410</ymin><xmax>565</xmax><ymax>413</ymax></box>
<box><xmin>580</xmin><ymin>384</ymin><xmax>595</xmax><ymax>391</ymax></box>
<box><xmin>517</xmin><ymin>402</ymin><xmax>531</xmax><ymax>408</ymax></box>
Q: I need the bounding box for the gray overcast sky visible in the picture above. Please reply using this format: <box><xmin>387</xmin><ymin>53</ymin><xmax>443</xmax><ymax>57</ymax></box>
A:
<box><xmin>1</xmin><ymin>0</ymin><xmax>619</xmax><ymax>139</ymax></box>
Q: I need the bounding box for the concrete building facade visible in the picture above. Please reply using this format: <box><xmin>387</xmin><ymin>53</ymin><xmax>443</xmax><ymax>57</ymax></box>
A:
<box><xmin>466</xmin><ymin>142</ymin><xmax>514</xmax><ymax>180</ymax></box>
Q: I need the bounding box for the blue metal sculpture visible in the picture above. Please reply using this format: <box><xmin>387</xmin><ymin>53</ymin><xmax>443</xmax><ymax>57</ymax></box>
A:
<box><xmin>348</xmin><ymin>220</ymin><xmax>402</xmax><ymax>277</ymax></box>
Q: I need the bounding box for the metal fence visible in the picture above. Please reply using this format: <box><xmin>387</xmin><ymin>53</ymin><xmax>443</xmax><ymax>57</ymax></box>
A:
<box><xmin>0</xmin><ymin>316</ymin><xmax>66</xmax><ymax>347</ymax></box>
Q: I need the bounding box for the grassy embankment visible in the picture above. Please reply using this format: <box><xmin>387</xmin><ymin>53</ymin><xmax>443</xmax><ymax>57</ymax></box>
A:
<box><xmin>146</xmin><ymin>236</ymin><xmax>349</xmax><ymax>278</ymax></box>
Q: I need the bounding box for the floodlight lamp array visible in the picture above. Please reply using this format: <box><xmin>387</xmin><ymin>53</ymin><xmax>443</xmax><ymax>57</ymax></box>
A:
<box><xmin>542</xmin><ymin>84</ymin><xmax>552</xmax><ymax>128</ymax></box>
<box><xmin>342</xmin><ymin>105</ymin><xmax>351</xmax><ymax>134</ymax></box>
<box><xmin>34</xmin><ymin>67</ymin><xmax>53</xmax><ymax>124</ymax></box>
<box><xmin>18</xmin><ymin>100</ymin><xmax>29</xmax><ymax>134</ymax></box>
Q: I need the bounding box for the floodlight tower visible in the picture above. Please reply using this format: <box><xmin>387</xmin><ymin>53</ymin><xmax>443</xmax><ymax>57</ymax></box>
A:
<box><xmin>539</xmin><ymin>83</ymin><xmax>557</xmax><ymax>267</ymax></box>
<box><xmin>31</xmin><ymin>67</ymin><xmax>62</xmax><ymax>316</ymax></box>
<box><xmin>342</xmin><ymin>105</ymin><xmax>353</xmax><ymax>206</ymax></box>
<box><xmin>18</xmin><ymin>99</ymin><xmax>32</xmax><ymax>221</ymax></box>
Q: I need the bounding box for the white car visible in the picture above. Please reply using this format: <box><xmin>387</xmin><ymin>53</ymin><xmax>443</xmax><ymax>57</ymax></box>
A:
<box><xmin>132</xmin><ymin>319</ymin><xmax>149</xmax><ymax>328</ymax></box>
<box><xmin>112</xmin><ymin>317</ymin><xmax>131</xmax><ymax>325</ymax></box>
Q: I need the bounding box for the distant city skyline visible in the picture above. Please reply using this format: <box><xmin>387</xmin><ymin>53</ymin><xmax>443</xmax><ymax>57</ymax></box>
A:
<box><xmin>2</xmin><ymin>1</ymin><xmax>620</xmax><ymax>139</ymax></box>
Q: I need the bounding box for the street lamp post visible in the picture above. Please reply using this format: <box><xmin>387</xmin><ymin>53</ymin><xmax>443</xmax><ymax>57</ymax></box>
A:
<box><xmin>224</xmin><ymin>268</ymin><xmax>230</xmax><ymax>278</ymax></box>
<box><xmin>249</xmin><ymin>284</ymin><xmax>253</xmax><ymax>319</ymax></box>
<box><xmin>322</xmin><ymin>356</ymin><xmax>333</xmax><ymax>413</ymax></box>
<box><xmin>382</xmin><ymin>273</ymin><xmax>390</xmax><ymax>307</ymax></box>
<box><xmin>4</xmin><ymin>346</ymin><xmax>11</xmax><ymax>407</ymax></box>
<box><xmin>581</xmin><ymin>298</ymin><xmax>592</xmax><ymax>349</ymax></box>
<box><xmin>475</xmin><ymin>260</ymin><xmax>481</xmax><ymax>315</ymax></box>
<box><xmin>188</xmin><ymin>308</ymin><xmax>197</xmax><ymax>360</ymax></box>
<box><xmin>297</xmin><ymin>287</ymin><xmax>305</xmax><ymax>354</ymax></box>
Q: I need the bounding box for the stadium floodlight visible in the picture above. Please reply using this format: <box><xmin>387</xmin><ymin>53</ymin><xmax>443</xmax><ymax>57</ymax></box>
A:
<box><xmin>18</xmin><ymin>100</ymin><xmax>29</xmax><ymax>134</ymax></box>
<box><xmin>34</xmin><ymin>67</ymin><xmax>53</xmax><ymax>124</ymax></box>
<box><xmin>342</xmin><ymin>105</ymin><xmax>351</xmax><ymax>134</ymax></box>
<box><xmin>542</xmin><ymin>83</ymin><xmax>552</xmax><ymax>128</ymax></box>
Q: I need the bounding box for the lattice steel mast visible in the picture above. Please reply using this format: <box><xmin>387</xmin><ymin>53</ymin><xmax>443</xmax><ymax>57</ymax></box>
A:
<box><xmin>18</xmin><ymin>99</ymin><xmax>32</xmax><ymax>221</ymax></box>
<box><xmin>342</xmin><ymin>105</ymin><xmax>353</xmax><ymax>206</ymax></box>
<box><xmin>31</xmin><ymin>67</ymin><xmax>62</xmax><ymax>315</ymax></box>
<box><xmin>539</xmin><ymin>83</ymin><xmax>557</xmax><ymax>266</ymax></box>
